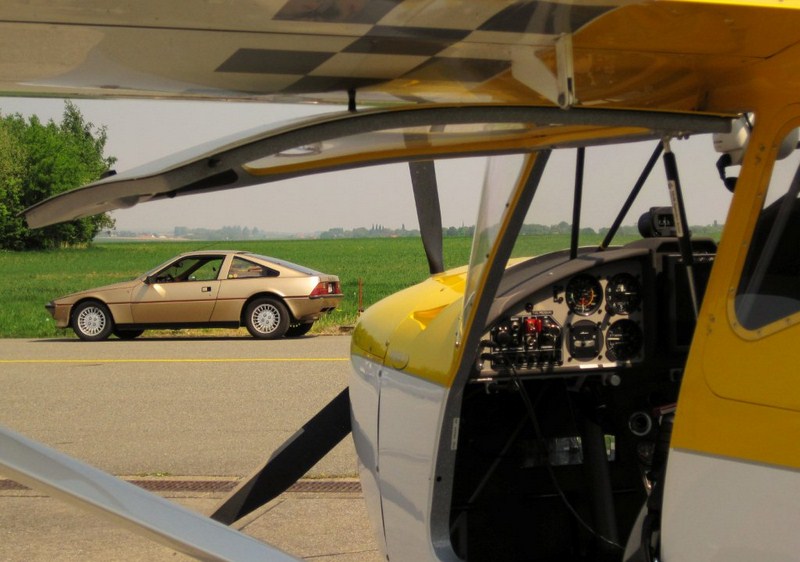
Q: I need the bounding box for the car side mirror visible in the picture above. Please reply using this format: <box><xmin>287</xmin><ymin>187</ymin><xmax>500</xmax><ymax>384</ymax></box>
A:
<box><xmin>145</xmin><ymin>275</ymin><xmax>155</xmax><ymax>285</ymax></box>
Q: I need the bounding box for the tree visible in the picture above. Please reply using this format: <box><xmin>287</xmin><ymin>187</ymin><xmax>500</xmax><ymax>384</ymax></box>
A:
<box><xmin>0</xmin><ymin>101</ymin><xmax>116</xmax><ymax>250</ymax></box>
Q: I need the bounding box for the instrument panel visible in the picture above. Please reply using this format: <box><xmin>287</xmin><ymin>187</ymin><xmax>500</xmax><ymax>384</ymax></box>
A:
<box><xmin>478</xmin><ymin>260</ymin><xmax>646</xmax><ymax>379</ymax></box>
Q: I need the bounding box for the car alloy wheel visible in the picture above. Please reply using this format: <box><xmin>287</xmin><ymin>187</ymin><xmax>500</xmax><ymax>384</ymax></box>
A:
<box><xmin>72</xmin><ymin>301</ymin><xmax>113</xmax><ymax>341</ymax></box>
<box><xmin>253</xmin><ymin>303</ymin><xmax>280</xmax><ymax>332</ymax></box>
<box><xmin>245</xmin><ymin>297</ymin><xmax>289</xmax><ymax>339</ymax></box>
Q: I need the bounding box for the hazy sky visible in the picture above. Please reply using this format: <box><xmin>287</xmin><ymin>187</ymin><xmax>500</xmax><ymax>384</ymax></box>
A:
<box><xmin>0</xmin><ymin>97</ymin><xmax>733</xmax><ymax>234</ymax></box>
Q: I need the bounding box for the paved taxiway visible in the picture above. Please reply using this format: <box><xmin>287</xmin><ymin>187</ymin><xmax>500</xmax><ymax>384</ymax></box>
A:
<box><xmin>0</xmin><ymin>335</ymin><xmax>382</xmax><ymax>561</ymax></box>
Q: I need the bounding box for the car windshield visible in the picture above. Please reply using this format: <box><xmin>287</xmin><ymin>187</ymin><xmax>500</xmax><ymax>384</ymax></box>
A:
<box><xmin>245</xmin><ymin>253</ymin><xmax>320</xmax><ymax>275</ymax></box>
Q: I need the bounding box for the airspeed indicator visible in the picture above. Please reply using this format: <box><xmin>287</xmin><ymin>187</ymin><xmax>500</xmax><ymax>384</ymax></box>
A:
<box><xmin>566</xmin><ymin>274</ymin><xmax>603</xmax><ymax>316</ymax></box>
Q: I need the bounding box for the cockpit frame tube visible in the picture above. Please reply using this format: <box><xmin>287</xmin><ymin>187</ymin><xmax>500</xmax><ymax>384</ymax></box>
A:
<box><xmin>663</xmin><ymin>138</ymin><xmax>699</xmax><ymax>319</ymax></box>
<box><xmin>570</xmin><ymin>147</ymin><xmax>586</xmax><ymax>260</ymax></box>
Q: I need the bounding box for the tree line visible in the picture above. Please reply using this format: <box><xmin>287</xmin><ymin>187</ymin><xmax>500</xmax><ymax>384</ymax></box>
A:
<box><xmin>99</xmin><ymin>221</ymin><xmax>723</xmax><ymax>242</ymax></box>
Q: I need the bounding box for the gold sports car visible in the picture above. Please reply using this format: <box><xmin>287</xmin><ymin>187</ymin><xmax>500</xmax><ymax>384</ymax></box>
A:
<box><xmin>46</xmin><ymin>250</ymin><xmax>343</xmax><ymax>341</ymax></box>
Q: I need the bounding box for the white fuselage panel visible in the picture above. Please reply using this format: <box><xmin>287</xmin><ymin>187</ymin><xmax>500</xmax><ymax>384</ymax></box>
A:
<box><xmin>350</xmin><ymin>355</ymin><xmax>455</xmax><ymax>562</ymax></box>
<box><xmin>662</xmin><ymin>449</ymin><xmax>800</xmax><ymax>561</ymax></box>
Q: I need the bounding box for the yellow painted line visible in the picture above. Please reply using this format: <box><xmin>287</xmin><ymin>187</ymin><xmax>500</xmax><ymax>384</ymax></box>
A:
<box><xmin>0</xmin><ymin>357</ymin><xmax>349</xmax><ymax>364</ymax></box>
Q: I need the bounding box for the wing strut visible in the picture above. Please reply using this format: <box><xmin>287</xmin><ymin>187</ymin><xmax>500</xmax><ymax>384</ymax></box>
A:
<box><xmin>0</xmin><ymin>425</ymin><xmax>297</xmax><ymax>561</ymax></box>
<box><xmin>599</xmin><ymin>143</ymin><xmax>664</xmax><ymax>251</ymax></box>
<box><xmin>409</xmin><ymin>160</ymin><xmax>445</xmax><ymax>275</ymax></box>
<box><xmin>210</xmin><ymin>388</ymin><xmax>351</xmax><ymax>525</ymax></box>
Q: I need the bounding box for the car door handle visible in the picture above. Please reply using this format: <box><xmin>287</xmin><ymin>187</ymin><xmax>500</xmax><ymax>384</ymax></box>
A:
<box><xmin>201</xmin><ymin>286</ymin><xmax>212</xmax><ymax>293</ymax></box>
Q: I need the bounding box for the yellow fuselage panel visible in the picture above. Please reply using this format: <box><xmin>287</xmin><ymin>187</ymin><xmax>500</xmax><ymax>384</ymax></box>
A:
<box><xmin>351</xmin><ymin>267</ymin><xmax>467</xmax><ymax>387</ymax></box>
<box><xmin>672</xmin><ymin>101</ymin><xmax>800</xmax><ymax>470</ymax></box>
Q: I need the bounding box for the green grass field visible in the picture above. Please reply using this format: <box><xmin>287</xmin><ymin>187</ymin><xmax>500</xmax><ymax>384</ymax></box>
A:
<box><xmin>0</xmin><ymin>234</ymin><xmax>638</xmax><ymax>338</ymax></box>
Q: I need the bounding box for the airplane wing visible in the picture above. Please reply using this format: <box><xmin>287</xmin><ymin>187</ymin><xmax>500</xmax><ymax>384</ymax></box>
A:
<box><xmin>1</xmin><ymin>1</ymin><xmax>799</xmax><ymax>110</ymax></box>
<box><xmin>22</xmin><ymin>103</ymin><xmax>731</xmax><ymax>229</ymax></box>
<box><xmin>0</xmin><ymin>0</ymin><xmax>622</xmax><ymax>105</ymax></box>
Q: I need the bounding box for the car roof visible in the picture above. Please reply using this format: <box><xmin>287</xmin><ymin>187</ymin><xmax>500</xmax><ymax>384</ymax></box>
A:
<box><xmin>174</xmin><ymin>250</ymin><xmax>244</xmax><ymax>257</ymax></box>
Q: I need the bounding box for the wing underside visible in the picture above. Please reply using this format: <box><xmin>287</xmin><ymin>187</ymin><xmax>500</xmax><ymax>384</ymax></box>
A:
<box><xmin>1</xmin><ymin>1</ymin><xmax>799</xmax><ymax>111</ymax></box>
<box><xmin>22</xmin><ymin>104</ymin><xmax>731</xmax><ymax>229</ymax></box>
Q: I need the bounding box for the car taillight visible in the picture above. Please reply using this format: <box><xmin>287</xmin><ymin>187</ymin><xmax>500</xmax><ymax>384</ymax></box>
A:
<box><xmin>310</xmin><ymin>281</ymin><xmax>341</xmax><ymax>297</ymax></box>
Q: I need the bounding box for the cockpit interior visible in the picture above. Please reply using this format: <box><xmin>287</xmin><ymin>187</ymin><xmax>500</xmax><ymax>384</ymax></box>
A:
<box><xmin>452</xmin><ymin>225</ymin><xmax>716</xmax><ymax>561</ymax></box>
<box><xmin>447</xmin><ymin>135</ymin><xmax>723</xmax><ymax>561</ymax></box>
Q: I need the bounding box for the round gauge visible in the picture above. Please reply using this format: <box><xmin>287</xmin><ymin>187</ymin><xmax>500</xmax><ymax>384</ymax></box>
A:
<box><xmin>605</xmin><ymin>319</ymin><xmax>643</xmax><ymax>362</ymax></box>
<box><xmin>566</xmin><ymin>274</ymin><xmax>603</xmax><ymax>316</ymax></box>
<box><xmin>605</xmin><ymin>273</ymin><xmax>642</xmax><ymax>315</ymax></box>
<box><xmin>567</xmin><ymin>320</ymin><xmax>604</xmax><ymax>361</ymax></box>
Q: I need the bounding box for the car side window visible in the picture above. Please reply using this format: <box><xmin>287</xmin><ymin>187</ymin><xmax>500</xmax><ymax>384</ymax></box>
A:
<box><xmin>228</xmin><ymin>257</ymin><xmax>279</xmax><ymax>279</ymax></box>
<box><xmin>190</xmin><ymin>257</ymin><xmax>224</xmax><ymax>281</ymax></box>
<box><xmin>155</xmin><ymin>256</ymin><xmax>223</xmax><ymax>283</ymax></box>
<box><xmin>735</xmin><ymin>128</ymin><xmax>800</xmax><ymax>330</ymax></box>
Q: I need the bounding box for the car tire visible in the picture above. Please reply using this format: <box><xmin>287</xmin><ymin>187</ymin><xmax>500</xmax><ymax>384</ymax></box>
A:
<box><xmin>245</xmin><ymin>297</ymin><xmax>289</xmax><ymax>339</ymax></box>
<box><xmin>113</xmin><ymin>329</ymin><xmax>144</xmax><ymax>340</ymax></box>
<box><xmin>285</xmin><ymin>322</ymin><xmax>314</xmax><ymax>338</ymax></box>
<box><xmin>72</xmin><ymin>301</ymin><xmax>114</xmax><ymax>341</ymax></box>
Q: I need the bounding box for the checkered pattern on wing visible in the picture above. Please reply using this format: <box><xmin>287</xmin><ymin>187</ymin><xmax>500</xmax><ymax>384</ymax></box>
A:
<box><xmin>214</xmin><ymin>0</ymin><xmax>616</xmax><ymax>95</ymax></box>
